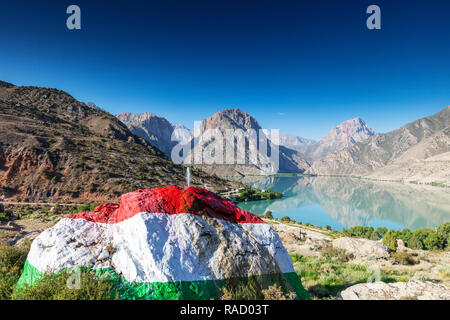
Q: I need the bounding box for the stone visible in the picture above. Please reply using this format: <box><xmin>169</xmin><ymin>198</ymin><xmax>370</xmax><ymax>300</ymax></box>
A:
<box><xmin>332</xmin><ymin>237</ymin><xmax>390</xmax><ymax>258</ymax></box>
<box><xmin>396</xmin><ymin>239</ymin><xmax>412</xmax><ymax>252</ymax></box>
<box><xmin>340</xmin><ymin>280</ymin><xmax>450</xmax><ymax>300</ymax></box>
<box><xmin>17</xmin><ymin>186</ymin><xmax>310</xmax><ymax>300</ymax></box>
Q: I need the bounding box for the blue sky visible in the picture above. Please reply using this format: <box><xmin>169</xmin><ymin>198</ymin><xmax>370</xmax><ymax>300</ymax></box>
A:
<box><xmin>1</xmin><ymin>0</ymin><xmax>449</xmax><ymax>140</ymax></box>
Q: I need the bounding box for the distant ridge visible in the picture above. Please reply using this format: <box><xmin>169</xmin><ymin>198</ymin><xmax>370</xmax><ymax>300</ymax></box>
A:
<box><xmin>309</xmin><ymin>106</ymin><xmax>450</xmax><ymax>182</ymax></box>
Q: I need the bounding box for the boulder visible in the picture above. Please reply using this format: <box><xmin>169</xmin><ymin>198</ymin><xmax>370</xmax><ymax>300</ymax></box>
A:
<box><xmin>332</xmin><ymin>237</ymin><xmax>390</xmax><ymax>258</ymax></box>
<box><xmin>340</xmin><ymin>280</ymin><xmax>450</xmax><ymax>300</ymax></box>
<box><xmin>396</xmin><ymin>239</ymin><xmax>412</xmax><ymax>252</ymax></box>
<box><xmin>17</xmin><ymin>186</ymin><xmax>310</xmax><ymax>300</ymax></box>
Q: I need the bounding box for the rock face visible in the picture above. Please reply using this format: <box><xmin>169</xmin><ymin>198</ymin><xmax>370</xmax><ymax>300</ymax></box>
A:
<box><xmin>332</xmin><ymin>237</ymin><xmax>390</xmax><ymax>259</ymax></box>
<box><xmin>188</xmin><ymin>109</ymin><xmax>311</xmax><ymax>177</ymax></box>
<box><xmin>171</xmin><ymin>123</ymin><xmax>192</xmax><ymax>143</ymax></box>
<box><xmin>309</xmin><ymin>107</ymin><xmax>450</xmax><ymax>176</ymax></box>
<box><xmin>367</xmin><ymin>126</ymin><xmax>450</xmax><ymax>186</ymax></box>
<box><xmin>17</xmin><ymin>186</ymin><xmax>309</xmax><ymax>300</ymax></box>
<box><xmin>304</xmin><ymin>117</ymin><xmax>374</xmax><ymax>160</ymax></box>
<box><xmin>340</xmin><ymin>280</ymin><xmax>450</xmax><ymax>300</ymax></box>
<box><xmin>117</xmin><ymin>112</ymin><xmax>176</xmax><ymax>156</ymax></box>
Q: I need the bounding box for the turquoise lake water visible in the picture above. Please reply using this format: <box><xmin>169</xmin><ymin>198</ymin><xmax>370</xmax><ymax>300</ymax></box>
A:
<box><xmin>237</xmin><ymin>176</ymin><xmax>450</xmax><ymax>231</ymax></box>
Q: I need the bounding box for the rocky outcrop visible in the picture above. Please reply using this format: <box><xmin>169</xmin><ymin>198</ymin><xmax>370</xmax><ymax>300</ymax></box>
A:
<box><xmin>340</xmin><ymin>280</ymin><xmax>450</xmax><ymax>300</ymax></box>
<box><xmin>304</xmin><ymin>117</ymin><xmax>374</xmax><ymax>160</ymax></box>
<box><xmin>17</xmin><ymin>186</ymin><xmax>310</xmax><ymax>300</ymax></box>
<box><xmin>117</xmin><ymin>112</ymin><xmax>176</xmax><ymax>156</ymax></box>
<box><xmin>332</xmin><ymin>237</ymin><xmax>390</xmax><ymax>259</ymax></box>
<box><xmin>171</xmin><ymin>123</ymin><xmax>192</xmax><ymax>143</ymax></box>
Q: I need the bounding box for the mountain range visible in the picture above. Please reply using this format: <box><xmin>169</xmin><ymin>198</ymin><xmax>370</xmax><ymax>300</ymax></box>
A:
<box><xmin>2</xmin><ymin>79</ymin><xmax>447</xmax><ymax>196</ymax></box>
<box><xmin>116</xmin><ymin>105</ymin><xmax>449</xmax><ymax>186</ymax></box>
<box><xmin>116</xmin><ymin>109</ymin><xmax>376</xmax><ymax>177</ymax></box>
<box><xmin>0</xmin><ymin>81</ymin><xmax>238</xmax><ymax>202</ymax></box>
<box><xmin>309</xmin><ymin>107</ymin><xmax>450</xmax><ymax>184</ymax></box>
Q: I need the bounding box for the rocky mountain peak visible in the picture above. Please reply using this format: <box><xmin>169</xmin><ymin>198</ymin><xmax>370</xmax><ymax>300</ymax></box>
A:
<box><xmin>304</xmin><ymin>117</ymin><xmax>375</xmax><ymax>160</ymax></box>
<box><xmin>323</xmin><ymin>117</ymin><xmax>375</xmax><ymax>145</ymax></box>
<box><xmin>201</xmin><ymin>108</ymin><xmax>261</xmax><ymax>131</ymax></box>
<box><xmin>117</xmin><ymin>112</ymin><xmax>175</xmax><ymax>156</ymax></box>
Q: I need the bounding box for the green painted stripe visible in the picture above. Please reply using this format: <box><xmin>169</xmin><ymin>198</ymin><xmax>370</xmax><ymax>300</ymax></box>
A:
<box><xmin>17</xmin><ymin>260</ymin><xmax>310</xmax><ymax>300</ymax></box>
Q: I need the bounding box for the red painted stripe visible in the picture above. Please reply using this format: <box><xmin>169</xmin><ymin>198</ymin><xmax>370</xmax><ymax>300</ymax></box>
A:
<box><xmin>66</xmin><ymin>186</ymin><xmax>265</xmax><ymax>224</ymax></box>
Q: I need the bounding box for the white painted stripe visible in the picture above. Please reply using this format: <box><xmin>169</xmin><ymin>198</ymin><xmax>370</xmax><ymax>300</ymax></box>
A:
<box><xmin>27</xmin><ymin>212</ymin><xmax>294</xmax><ymax>283</ymax></box>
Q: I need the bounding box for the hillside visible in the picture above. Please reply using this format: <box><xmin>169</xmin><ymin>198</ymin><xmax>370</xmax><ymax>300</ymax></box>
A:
<box><xmin>367</xmin><ymin>127</ymin><xmax>450</xmax><ymax>185</ymax></box>
<box><xmin>0</xmin><ymin>81</ymin><xmax>238</xmax><ymax>202</ymax></box>
<box><xmin>304</xmin><ymin>117</ymin><xmax>375</xmax><ymax>160</ymax></box>
<box><xmin>309</xmin><ymin>107</ymin><xmax>450</xmax><ymax>177</ymax></box>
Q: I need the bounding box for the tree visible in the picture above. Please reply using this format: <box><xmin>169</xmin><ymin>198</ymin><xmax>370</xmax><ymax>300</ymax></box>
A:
<box><xmin>407</xmin><ymin>234</ymin><xmax>423</xmax><ymax>250</ymax></box>
<box><xmin>422</xmin><ymin>231</ymin><xmax>445</xmax><ymax>250</ymax></box>
<box><xmin>264</xmin><ymin>210</ymin><xmax>273</xmax><ymax>219</ymax></box>
<box><xmin>437</xmin><ymin>222</ymin><xmax>450</xmax><ymax>248</ymax></box>
<box><xmin>382</xmin><ymin>230</ymin><xmax>397</xmax><ymax>251</ymax></box>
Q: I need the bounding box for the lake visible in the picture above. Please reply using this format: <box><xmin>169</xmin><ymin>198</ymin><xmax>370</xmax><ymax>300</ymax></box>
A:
<box><xmin>237</xmin><ymin>176</ymin><xmax>450</xmax><ymax>231</ymax></box>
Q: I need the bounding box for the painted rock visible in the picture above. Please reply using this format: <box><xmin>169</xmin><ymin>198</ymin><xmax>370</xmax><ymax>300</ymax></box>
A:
<box><xmin>17</xmin><ymin>186</ymin><xmax>309</xmax><ymax>300</ymax></box>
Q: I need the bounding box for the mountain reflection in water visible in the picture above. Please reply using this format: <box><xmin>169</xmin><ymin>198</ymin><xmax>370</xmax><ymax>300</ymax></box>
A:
<box><xmin>237</xmin><ymin>176</ymin><xmax>450</xmax><ymax>231</ymax></box>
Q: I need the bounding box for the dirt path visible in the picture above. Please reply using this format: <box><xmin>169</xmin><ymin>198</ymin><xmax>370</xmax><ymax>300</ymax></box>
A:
<box><xmin>0</xmin><ymin>201</ymin><xmax>78</xmax><ymax>206</ymax></box>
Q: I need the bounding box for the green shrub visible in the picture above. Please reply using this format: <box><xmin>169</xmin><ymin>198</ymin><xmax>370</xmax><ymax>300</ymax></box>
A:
<box><xmin>437</xmin><ymin>222</ymin><xmax>450</xmax><ymax>248</ymax></box>
<box><xmin>12</xmin><ymin>270</ymin><xmax>120</xmax><ymax>300</ymax></box>
<box><xmin>218</xmin><ymin>275</ymin><xmax>297</xmax><ymax>300</ymax></box>
<box><xmin>382</xmin><ymin>230</ymin><xmax>397</xmax><ymax>251</ymax></box>
<box><xmin>281</xmin><ymin>216</ymin><xmax>291</xmax><ymax>223</ymax></box>
<box><xmin>412</xmin><ymin>229</ymin><xmax>445</xmax><ymax>250</ymax></box>
<box><xmin>370</xmin><ymin>231</ymin><xmax>379</xmax><ymax>240</ymax></box>
<box><xmin>0</xmin><ymin>245</ymin><xmax>29</xmax><ymax>299</ymax></box>
<box><xmin>422</xmin><ymin>231</ymin><xmax>445</xmax><ymax>250</ymax></box>
<box><xmin>88</xmin><ymin>183</ymin><xmax>97</xmax><ymax>193</ymax></box>
<box><xmin>407</xmin><ymin>235</ymin><xmax>423</xmax><ymax>250</ymax></box>
<box><xmin>343</xmin><ymin>226</ymin><xmax>376</xmax><ymax>239</ymax></box>
<box><xmin>264</xmin><ymin>210</ymin><xmax>273</xmax><ymax>219</ymax></box>
<box><xmin>391</xmin><ymin>252</ymin><xmax>416</xmax><ymax>265</ymax></box>
<box><xmin>375</xmin><ymin>227</ymin><xmax>388</xmax><ymax>238</ymax></box>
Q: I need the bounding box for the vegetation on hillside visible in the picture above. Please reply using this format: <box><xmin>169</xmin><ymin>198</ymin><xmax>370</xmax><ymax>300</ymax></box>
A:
<box><xmin>234</xmin><ymin>188</ymin><xmax>282</xmax><ymax>202</ymax></box>
<box><xmin>0</xmin><ymin>84</ymin><xmax>238</xmax><ymax>203</ymax></box>
<box><xmin>341</xmin><ymin>223</ymin><xmax>450</xmax><ymax>251</ymax></box>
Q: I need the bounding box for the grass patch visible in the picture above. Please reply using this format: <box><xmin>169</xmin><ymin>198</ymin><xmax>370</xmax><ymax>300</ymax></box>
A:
<box><xmin>0</xmin><ymin>244</ymin><xmax>29</xmax><ymax>299</ymax></box>
<box><xmin>12</xmin><ymin>270</ymin><xmax>120</xmax><ymax>300</ymax></box>
<box><xmin>291</xmin><ymin>253</ymin><xmax>406</xmax><ymax>299</ymax></box>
